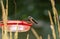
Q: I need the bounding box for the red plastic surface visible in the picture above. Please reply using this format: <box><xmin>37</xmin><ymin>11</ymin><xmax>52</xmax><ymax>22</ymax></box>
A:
<box><xmin>0</xmin><ymin>20</ymin><xmax>32</xmax><ymax>32</ymax></box>
<box><xmin>0</xmin><ymin>20</ymin><xmax>32</xmax><ymax>26</ymax></box>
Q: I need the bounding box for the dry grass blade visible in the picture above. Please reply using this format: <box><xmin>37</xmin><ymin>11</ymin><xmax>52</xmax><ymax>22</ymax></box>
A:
<box><xmin>6</xmin><ymin>0</ymin><xmax>8</xmax><ymax>17</ymax></box>
<box><xmin>0</xmin><ymin>0</ymin><xmax>9</xmax><ymax>39</ymax></box>
<box><xmin>31</xmin><ymin>28</ymin><xmax>39</xmax><ymax>39</ymax></box>
<box><xmin>14</xmin><ymin>30</ymin><xmax>18</xmax><ymax>39</ymax></box>
<box><xmin>50</xmin><ymin>0</ymin><xmax>57</xmax><ymax>23</ymax></box>
<box><xmin>51</xmin><ymin>0</ymin><xmax>60</xmax><ymax>38</ymax></box>
<box><xmin>48</xmin><ymin>10</ymin><xmax>56</xmax><ymax>39</ymax></box>
<box><xmin>14</xmin><ymin>23</ymin><xmax>18</xmax><ymax>39</ymax></box>
<box><xmin>48</xmin><ymin>34</ymin><xmax>50</xmax><ymax>39</ymax></box>
<box><xmin>51</xmin><ymin>0</ymin><xmax>60</xmax><ymax>35</ymax></box>
<box><xmin>40</xmin><ymin>36</ymin><xmax>42</xmax><ymax>39</ymax></box>
<box><xmin>48</xmin><ymin>11</ymin><xmax>54</xmax><ymax>26</ymax></box>
<box><xmin>27</xmin><ymin>34</ymin><xmax>29</xmax><ymax>39</ymax></box>
<box><xmin>10</xmin><ymin>31</ymin><xmax>12</xmax><ymax>39</ymax></box>
<box><xmin>1</xmin><ymin>0</ymin><xmax>8</xmax><ymax>34</ymax></box>
<box><xmin>2</xmin><ymin>26</ymin><xmax>3</xmax><ymax>39</ymax></box>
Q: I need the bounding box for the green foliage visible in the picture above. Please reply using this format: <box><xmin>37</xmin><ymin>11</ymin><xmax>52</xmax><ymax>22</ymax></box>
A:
<box><xmin>0</xmin><ymin>0</ymin><xmax>60</xmax><ymax>39</ymax></box>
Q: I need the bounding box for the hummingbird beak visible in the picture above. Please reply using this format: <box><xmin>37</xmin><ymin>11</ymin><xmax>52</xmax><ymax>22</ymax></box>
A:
<box><xmin>28</xmin><ymin>16</ymin><xmax>38</xmax><ymax>24</ymax></box>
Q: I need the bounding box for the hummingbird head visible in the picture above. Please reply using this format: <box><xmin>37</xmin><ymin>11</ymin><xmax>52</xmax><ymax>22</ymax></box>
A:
<box><xmin>28</xmin><ymin>16</ymin><xmax>38</xmax><ymax>24</ymax></box>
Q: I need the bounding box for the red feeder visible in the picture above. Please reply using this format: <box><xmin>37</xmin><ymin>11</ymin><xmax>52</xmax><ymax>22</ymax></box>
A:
<box><xmin>0</xmin><ymin>20</ymin><xmax>32</xmax><ymax>32</ymax></box>
<box><xmin>0</xmin><ymin>16</ymin><xmax>38</xmax><ymax>32</ymax></box>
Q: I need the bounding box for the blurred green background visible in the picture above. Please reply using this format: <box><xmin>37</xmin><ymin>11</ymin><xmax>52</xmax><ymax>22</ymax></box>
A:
<box><xmin>0</xmin><ymin>0</ymin><xmax>60</xmax><ymax>39</ymax></box>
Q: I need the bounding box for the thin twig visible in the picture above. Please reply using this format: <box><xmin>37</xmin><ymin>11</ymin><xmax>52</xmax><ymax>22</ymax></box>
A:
<box><xmin>14</xmin><ymin>0</ymin><xmax>17</xmax><ymax>19</ymax></box>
